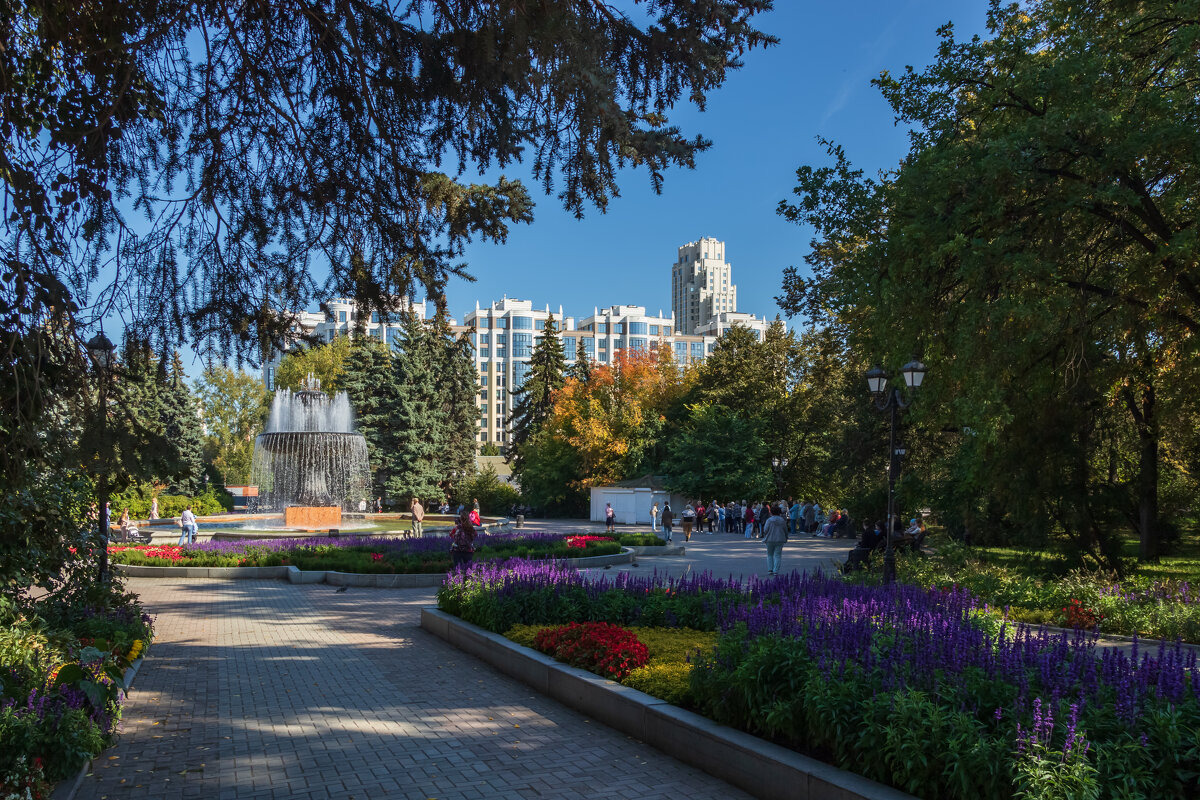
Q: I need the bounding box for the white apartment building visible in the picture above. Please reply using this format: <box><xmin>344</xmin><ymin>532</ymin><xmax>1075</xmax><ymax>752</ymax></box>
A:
<box><xmin>696</xmin><ymin>311</ymin><xmax>770</xmax><ymax>339</ymax></box>
<box><xmin>261</xmin><ymin>296</ymin><xmax>426</xmax><ymax>391</ymax></box>
<box><xmin>460</xmin><ymin>297</ymin><xmax>575</xmax><ymax>447</ymax></box>
<box><xmin>672</xmin><ymin>236</ymin><xmax>737</xmax><ymax>335</ymax></box>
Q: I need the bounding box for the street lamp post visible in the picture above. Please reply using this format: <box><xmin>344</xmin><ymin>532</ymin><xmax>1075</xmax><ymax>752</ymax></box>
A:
<box><xmin>771</xmin><ymin>456</ymin><xmax>789</xmax><ymax>500</ymax></box>
<box><xmin>866</xmin><ymin>359</ymin><xmax>927</xmax><ymax>585</ymax></box>
<box><xmin>87</xmin><ymin>332</ymin><xmax>115</xmax><ymax>583</ymax></box>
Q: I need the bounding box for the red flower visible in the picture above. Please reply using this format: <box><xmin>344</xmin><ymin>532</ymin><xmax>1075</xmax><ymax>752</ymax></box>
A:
<box><xmin>533</xmin><ymin>622</ymin><xmax>649</xmax><ymax>680</ymax></box>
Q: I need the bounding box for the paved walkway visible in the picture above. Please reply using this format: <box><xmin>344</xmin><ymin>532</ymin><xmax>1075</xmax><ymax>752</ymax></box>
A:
<box><xmin>78</xmin><ymin>574</ymin><xmax>755</xmax><ymax>800</ymax></box>
<box><xmin>76</xmin><ymin>522</ymin><xmax>857</xmax><ymax>799</ymax></box>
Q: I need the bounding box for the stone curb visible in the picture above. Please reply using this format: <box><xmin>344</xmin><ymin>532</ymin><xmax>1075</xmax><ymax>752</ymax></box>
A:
<box><xmin>111</xmin><ymin>547</ymin><xmax>633</xmax><ymax>586</ymax></box>
<box><xmin>51</xmin><ymin>656</ymin><xmax>146</xmax><ymax>800</ymax></box>
<box><xmin>624</xmin><ymin>544</ymin><xmax>686</xmax><ymax>556</ymax></box>
<box><xmin>420</xmin><ymin>608</ymin><xmax>915</xmax><ymax>800</ymax></box>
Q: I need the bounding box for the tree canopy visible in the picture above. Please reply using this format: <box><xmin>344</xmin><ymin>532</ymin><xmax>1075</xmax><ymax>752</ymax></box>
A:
<box><xmin>778</xmin><ymin>0</ymin><xmax>1200</xmax><ymax>566</ymax></box>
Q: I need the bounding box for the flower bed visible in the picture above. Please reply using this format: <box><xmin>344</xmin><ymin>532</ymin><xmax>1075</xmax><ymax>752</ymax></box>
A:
<box><xmin>862</xmin><ymin>541</ymin><xmax>1200</xmax><ymax>643</ymax></box>
<box><xmin>107</xmin><ymin>532</ymin><xmax>633</xmax><ymax>574</ymax></box>
<box><xmin>1</xmin><ymin>590</ymin><xmax>153</xmax><ymax>799</ymax></box>
<box><xmin>439</xmin><ymin>559</ymin><xmax>1200</xmax><ymax>800</ymax></box>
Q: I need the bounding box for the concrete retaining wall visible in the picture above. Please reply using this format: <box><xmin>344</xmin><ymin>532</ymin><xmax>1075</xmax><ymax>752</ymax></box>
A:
<box><xmin>420</xmin><ymin>607</ymin><xmax>915</xmax><ymax>800</ymax></box>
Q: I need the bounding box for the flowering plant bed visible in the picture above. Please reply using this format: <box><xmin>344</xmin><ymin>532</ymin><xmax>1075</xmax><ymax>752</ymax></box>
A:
<box><xmin>858</xmin><ymin>540</ymin><xmax>1200</xmax><ymax>642</ymax></box>
<box><xmin>1</xmin><ymin>588</ymin><xmax>153</xmax><ymax>800</ymax></box>
<box><xmin>439</xmin><ymin>559</ymin><xmax>1200</xmax><ymax>800</ymax></box>
<box><xmin>107</xmin><ymin>532</ymin><xmax>625</xmax><ymax>573</ymax></box>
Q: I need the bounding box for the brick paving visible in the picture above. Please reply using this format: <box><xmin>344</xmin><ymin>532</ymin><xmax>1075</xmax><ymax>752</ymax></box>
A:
<box><xmin>77</xmin><ymin>578</ymin><xmax>752</xmax><ymax>800</ymax></box>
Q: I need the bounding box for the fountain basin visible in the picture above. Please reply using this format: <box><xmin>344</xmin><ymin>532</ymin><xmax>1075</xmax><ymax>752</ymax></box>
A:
<box><xmin>284</xmin><ymin>506</ymin><xmax>342</xmax><ymax>531</ymax></box>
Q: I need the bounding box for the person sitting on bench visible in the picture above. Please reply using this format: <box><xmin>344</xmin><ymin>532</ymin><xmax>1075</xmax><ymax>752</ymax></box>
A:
<box><xmin>844</xmin><ymin>520</ymin><xmax>885</xmax><ymax>572</ymax></box>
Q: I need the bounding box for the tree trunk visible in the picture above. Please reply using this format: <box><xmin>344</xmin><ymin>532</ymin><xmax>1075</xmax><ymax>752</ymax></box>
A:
<box><xmin>1136</xmin><ymin>384</ymin><xmax>1159</xmax><ymax>563</ymax></box>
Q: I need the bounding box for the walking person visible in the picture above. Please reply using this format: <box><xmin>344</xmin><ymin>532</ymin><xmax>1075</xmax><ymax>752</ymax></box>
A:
<box><xmin>605</xmin><ymin>502</ymin><xmax>616</xmax><ymax>533</ymax></box>
<box><xmin>149</xmin><ymin>496</ymin><xmax>159</xmax><ymax>521</ymax></box>
<box><xmin>376</xmin><ymin>496</ymin><xmax>383</xmax><ymax>514</ymax></box>
<box><xmin>743</xmin><ymin>503</ymin><xmax>754</xmax><ymax>539</ymax></box>
<box><xmin>410</xmin><ymin>497</ymin><xmax>425</xmax><ymax>537</ymax></box>
<box><xmin>650</xmin><ymin>501</ymin><xmax>660</xmax><ymax>533</ymax></box>
<box><xmin>762</xmin><ymin>504</ymin><xmax>788</xmax><ymax>577</ymax></box>
<box><xmin>717</xmin><ymin>503</ymin><xmax>726</xmax><ymax>533</ymax></box>
<box><xmin>681</xmin><ymin>503</ymin><xmax>696</xmax><ymax>542</ymax></box>
<box><xmin>178</xmin><ymin>504</ymin><xmax>197</xmax><ymax>545</ymax></box>
<box><xmin>449</xmin><ymin>509</ymin><xmax>476</xmax><ymax>570</ymax></box>
<box><xmin>662</xmin><ymin>503</ymin><xmax>674</xmax><ymax>543</ymax></box>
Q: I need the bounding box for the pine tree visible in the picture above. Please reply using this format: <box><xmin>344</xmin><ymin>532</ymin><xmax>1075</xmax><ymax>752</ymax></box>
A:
<box><xmin>429</xmin><ymin>308</ymin><xmax>478</xmax><ymax>480</ymax></box>
<box><xmin>386</xmin><ymin>313</ymin><xmax>446</xmax><ymax>503</ymax></box>
<box><xmin>509</xmin><ymin>314</ymin><xmax>566</xmax><ymax>471</ymax></box>
<box><xmin>567</xmin><ymin>353</ymin><xmax>593</xmax><ymax>383</ymax></box>
<box><xmin>160</xmin><ymin>352</ymin><xmax>206</xmax><ymax>495</ymax></box>
<box><xmin>341</xmin><ymin>338</ymin><xmax>400</xmax><ymax>501</ymax></box>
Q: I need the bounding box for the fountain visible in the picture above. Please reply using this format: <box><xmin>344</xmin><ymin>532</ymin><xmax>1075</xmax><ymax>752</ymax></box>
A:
<box><xmin>250</xmin><ymin>375</ymin><xmax>371</xmax><ymax>529</ymax></box>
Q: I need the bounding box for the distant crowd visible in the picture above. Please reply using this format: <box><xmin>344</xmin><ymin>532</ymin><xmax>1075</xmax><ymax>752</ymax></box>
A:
<box><xmin>643</xmin><ymin>498</ymin><xmax>850</xmax><ymax>543</ymax></box>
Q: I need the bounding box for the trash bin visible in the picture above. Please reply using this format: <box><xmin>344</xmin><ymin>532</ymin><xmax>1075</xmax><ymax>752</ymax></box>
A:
<box><xmin>516</xmin><ymin>514</ymin><xmax>524</xmax><ymax>529</ymax></box>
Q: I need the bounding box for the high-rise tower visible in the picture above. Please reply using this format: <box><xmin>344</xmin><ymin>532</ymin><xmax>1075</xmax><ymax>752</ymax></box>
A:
<box><xmin>671</xmin><ymin>237</ymin><xmax>736</xmax><ymax>335</ymax></box>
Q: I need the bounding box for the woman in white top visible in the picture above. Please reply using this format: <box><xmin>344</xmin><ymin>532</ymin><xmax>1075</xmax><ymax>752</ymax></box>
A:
<box><xmin>650</xmin><ymin>502</ymin><xmax>660</xmax><ymax>532</ymax></box>
<box><xmin>178</xmin><ymin>505</ymin><xmax>197</xmax><ymax>545</ymax></box>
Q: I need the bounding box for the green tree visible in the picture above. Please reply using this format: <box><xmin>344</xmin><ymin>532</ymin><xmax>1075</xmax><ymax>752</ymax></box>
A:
<box><xmin>195</xmin><ymin>366</ymin><xmax>270</xmax><ymax>486</ymax></box>
<box><xmin>779</xmin><ymin>0</ymin><xmax>1200</xmax><ymax>564</ymax></box>
<box><xmin>429</xmin><ymin>308</ymin><xmax>479</xmax><ymax>480</ymax></box>
<box><xmin>340</xmin><ymin>338</ymin><xmax>400</xmax><ymax>500</ymax></box>
<box><xmin>662</xmin><ymin>404</ymin><xmax>771</xmax><ymax>500</ymax></box>
<box><xmin>387</xmin><ymin>314</ymin><xmax>446</xmax><ymax>503</ymax></box>
<box><xmin>509</xmin><ymin>314</ymin><xmax>566</xmax><ymax>471</ymax></box>
<box><xmin>159</xmin><ymin>352</ymin><xmax>206</xmax><ymax>495</ymax></box>
<box><xmin>275</xmin><ymin>335</ymin><xmax>354</xmax><ymax>393</ymax></box>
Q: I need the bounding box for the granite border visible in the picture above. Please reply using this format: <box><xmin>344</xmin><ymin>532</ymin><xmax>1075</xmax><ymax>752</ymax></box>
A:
<box><xmin>419</xmin><ymin>607</ymin><xmax>915</xmax><ymax>800</ymax></box>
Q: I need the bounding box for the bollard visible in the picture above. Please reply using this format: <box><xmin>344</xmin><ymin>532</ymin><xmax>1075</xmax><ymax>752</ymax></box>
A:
<box><xmin>328</xmin><ymin>528</ymin><xmax>340</xmax><ymax>538</ymax></box>
<box><xmin>515</xmin><ymin>514</ymin><xmax>524</xmax><ymax>529</ymax></box>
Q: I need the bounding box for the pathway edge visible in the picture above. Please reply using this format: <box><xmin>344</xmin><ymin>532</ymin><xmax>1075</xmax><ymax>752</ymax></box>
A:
<box><xmin>419</xmin><ymin>607</ymin><xmax>915</xmax><ymax>800</ymax></box>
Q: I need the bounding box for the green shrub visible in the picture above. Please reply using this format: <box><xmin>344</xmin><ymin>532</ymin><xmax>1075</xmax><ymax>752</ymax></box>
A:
<box><xmin>109</xmin><ymin>483</ymin><xmax>232</xmax><ymax>519</ymax></box>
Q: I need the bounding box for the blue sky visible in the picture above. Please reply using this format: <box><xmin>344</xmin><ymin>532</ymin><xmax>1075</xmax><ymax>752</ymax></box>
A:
<box><xmin>444</xmin><ymin>1</ymin><xmax>990</xmax><ymax>326</ymax></box>
<box><xmin>168</xmin><ymin>2</ymin><xmax>991</xmax><ymax>376</ymax></box>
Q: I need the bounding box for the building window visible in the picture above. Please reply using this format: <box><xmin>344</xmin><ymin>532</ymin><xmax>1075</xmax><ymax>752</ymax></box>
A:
<box><xmin>512</xmin><ymin>361</ymin><xmax>530</xmax><ymax>389</ymax></box>
<box><xmin>691</xmin><ymin>342</ymin><xmax>704</xmax><ymax>359</ymax></box>
<box><xmin>629</xmin><ymin>337</ymin><xmax>646</xmax><ymax>352</ymax></box>
<box><xmin>599</xmin><ymin>352</ymin><xmax>609</xmax><ymax>363</ymax></box>
<box><xmin>478</xmin><ymin>333</ymin><xmax>489</xmax><ymax>345</ymax></box>
<box><xmin>581</xmin><ymin>338</ymin><xmax>595</xmax><ymax>358</ymax></box>
<box><xmin>597</xmin><ymin>323</ymin><xmax>607</xmax><ymax>334</ymax></box>
<box><xmin>479</xmin><ymin>348</ymin><xmax>490</xmax><ymax>359</ymax></box>
<box><xmin>480</xmin><ymin>375</ymin><xmax>489</xmax><ymax>386</ymax></box>
<box><xmin>496</xmin><ymin>389</ymin><xmax>506</xmax><ymax>401</ymax></box>
<box><xmin>512</xmin><ymin>332</ymin><xmax>533</xmax><ymax>358</ymax></box>
<box><xmin>495</xmin><ymin>318</ymin><xmax>508</xmax><ymax>329</ymax></box>
<box><xmin>649</xmin><ymin>325</ymin><xmax>658</xmax><ymax>335</ymax></box>
<box><xmin>338</xmin><ymin>311</ymin><xmax>347</xmax><ymax>323</ymax></box>
<box><xmin>481</xmin><ymin>404</ymin><xmax>488</xmax><ymax>415</ymax></box>
<box><xmin>512</xmin><ymin>316</ymin><xmax>532</xmax><ymax>330</ymax></box>
<box><xmin>370</xmin><ymin>312</ymin><xmax>378</xmax><ymax>323</ymax></box>
<box><xmin>598</xmin><ymin>339</ymin><xmax>607</xmax><ymax>349</ymax></box>
<box><xmin>628</xmin><ymin>322</ymin><xmax>647</xmax><ymax>335</ymax></box>
<box><xmin>535</xmin><ymin>319</ymin><xmax>545</xmax><ymax>330</ymax></box>
<box><xmin>494</xmin><ymin>333</ymin><xmax>506</xmax><ymax>345</ymax></box>
<box><xmin>497</xmin><ymin>374</ymin><xmax>506</xmax><ymax>387</ymax></box>
<box><xmin>563</xmin><ymin>336</ymin><xmax>577</xmax><ymax>361</ymax></box>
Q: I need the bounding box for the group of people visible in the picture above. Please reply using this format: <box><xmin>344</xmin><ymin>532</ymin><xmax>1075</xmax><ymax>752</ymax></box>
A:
<box><xmin>843</xmin><ymin>516</ymin><xmax>928</xmax><ymax>571</ymax></box>
<box><xmin>648</xmin><ymin>498</ymin><xmax>852</xmax><ymax>543</ymax></box>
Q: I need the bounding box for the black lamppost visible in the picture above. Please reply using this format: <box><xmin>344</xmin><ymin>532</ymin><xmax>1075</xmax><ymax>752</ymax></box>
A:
<box><xmin>87</xmin><ymin>332</ymin><xmax>115</xmax><ymax>583</ymax></box>
<box><xmin>771</xmin><ymin>456</ymin><xmax>789</xmax><ymax>499</ymax></box>
<box><xmin>866</xmin><ymin>358</ymin><xmax>927</xmax><ymax>585</ymax></box>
